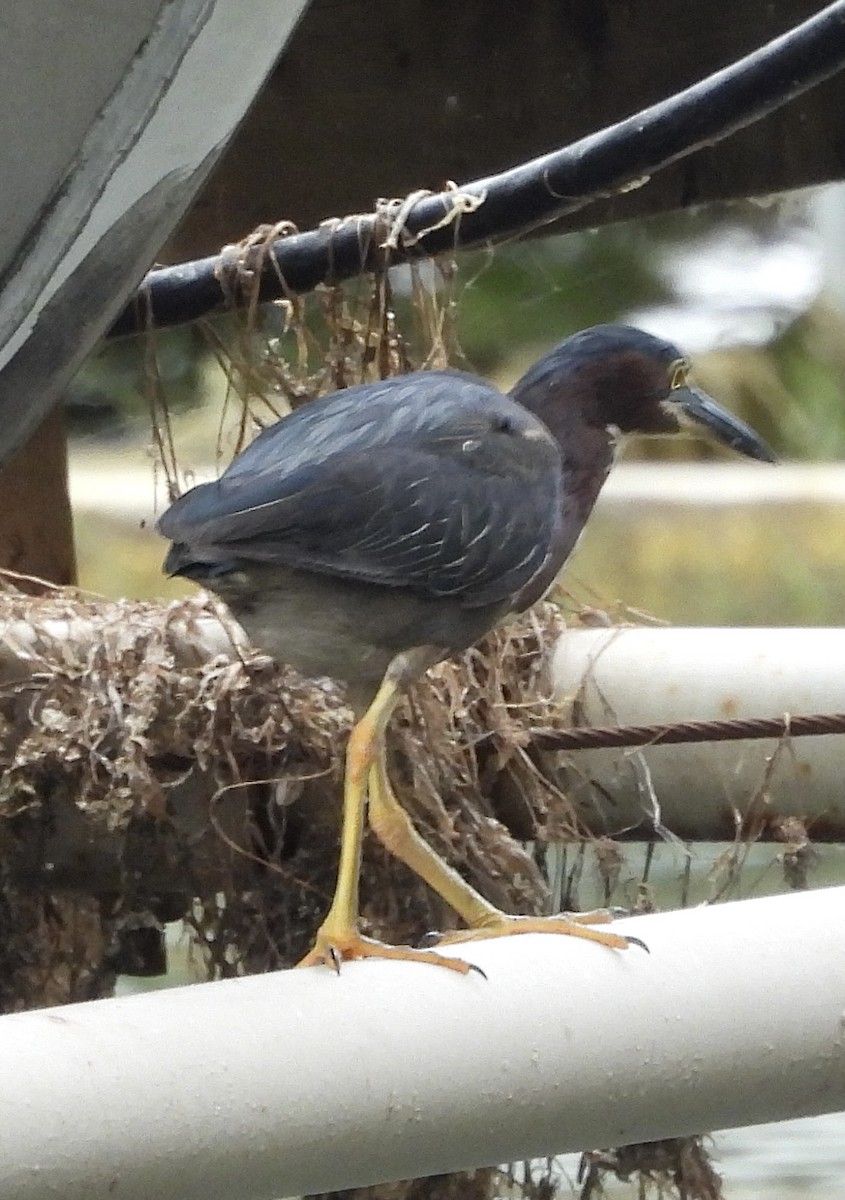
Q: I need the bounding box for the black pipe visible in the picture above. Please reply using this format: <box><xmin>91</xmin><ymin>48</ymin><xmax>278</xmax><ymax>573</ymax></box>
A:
<box><xmin>109</xmin><ymin>1</ymin><xmax>845</xmax><ymax>338</ymax></box>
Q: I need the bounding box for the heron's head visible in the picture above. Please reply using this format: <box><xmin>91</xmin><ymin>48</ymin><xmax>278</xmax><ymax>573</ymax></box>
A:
<box><xmin>512</xmin><ymin>323</ymin><xmax>775</xmax><ymax>463</ymax></box>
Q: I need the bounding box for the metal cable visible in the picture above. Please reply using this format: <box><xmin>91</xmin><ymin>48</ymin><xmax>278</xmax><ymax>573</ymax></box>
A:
<box><xmin>533</xmin><ymin>711</ymin><xmax>845</xmax><ymax>753</ymax></box>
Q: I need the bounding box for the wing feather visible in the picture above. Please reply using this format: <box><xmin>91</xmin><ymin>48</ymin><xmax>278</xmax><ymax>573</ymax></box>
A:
<box><xmin>159</xmin><ymin>372</ymin><xmax>561</xmax><ymax>608</ymax></box>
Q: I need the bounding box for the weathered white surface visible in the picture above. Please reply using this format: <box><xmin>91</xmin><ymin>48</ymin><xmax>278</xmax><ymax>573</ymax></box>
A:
<box><xmin>553</xmin><ymin>626</ymin><xmax>845</xmax><ymax>838</ymax></box>
<box><xmin>0</xmin><ymin>0</ymin><xmax>310</xmax><ymax>457</ymax></box>
<box><xmin>0</xmin><ymin>0</ymin><xmax>166</xmax><ymax>277</ymax></box>
<box><xmin>1</xmin><ymin>888</ymin><xmax>845</xmax><ymax>1200</ymax></box>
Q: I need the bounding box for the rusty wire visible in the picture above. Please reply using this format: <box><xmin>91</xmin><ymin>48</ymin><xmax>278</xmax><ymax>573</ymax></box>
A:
<box><xmin>532</xmin><ymin>711</ymin><xmax>845</xmax><ymax>752</ymax></box>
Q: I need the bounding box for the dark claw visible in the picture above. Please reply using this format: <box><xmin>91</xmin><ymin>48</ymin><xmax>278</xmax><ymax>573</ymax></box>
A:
<box><xmin>625</xmin><ymin>934</ymin><xmax>650</xmax><ymax>954</ymax></box>
<box><xmin>417</xmin><ymin>930</ymin><xmax>486</xmax><ymax>977</ymax></box>
<box><xmin>607</xmin><ymin>905</ymin><xmax>631</xmax><ymax>918</ymax></box>
<box><xmin>417</xmin><ymin>930</ymin><xmax>444</xmax><ymax>948</ymax></box>
<box><xmin>329</xmin><ymin>945</ymin><xmax>343</xmax><ymax>974</ymax></box>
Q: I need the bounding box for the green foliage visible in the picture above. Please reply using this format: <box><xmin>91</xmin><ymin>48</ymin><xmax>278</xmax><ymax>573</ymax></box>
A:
<box><xmin>453</xmin><ymin>227</ymin><xmax>668</xmax><ymax>374</ymax></box>
<box><xmin>562</xmin><ymin>501</ymin><xmax>845</xmax><ymax>626</ymax></box>
<box><xmin>68</xmin><ymin>326</ymin><xmax>206</xmax><ymax>434</ymax></box>
<box><xmin>770</xmin><ymin>313</ymin><xmax>845</xmax><ymax>459</ymax></box>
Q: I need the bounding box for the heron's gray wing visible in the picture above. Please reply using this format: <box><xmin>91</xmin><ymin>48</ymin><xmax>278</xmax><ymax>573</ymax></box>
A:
<box><xmin>160</xmin><ymin>443</ymin><xmax>560</xmax><ymax>608</ymax></box>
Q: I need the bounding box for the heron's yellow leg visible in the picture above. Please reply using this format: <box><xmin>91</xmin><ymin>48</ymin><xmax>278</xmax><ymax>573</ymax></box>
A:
<box><xmin>367</xmin><ymin>754</ymin><xmax>635</xmax><ymax>952</ymax></box>
<box><xmin>296</xmin><ymin>673</ymin><xmax>472</xmax><ymax>974</ymax></box>
<box><xmin>367</xmin><ymin>752</ymin><xmax>499</xmax><ymax>928</ymax></box>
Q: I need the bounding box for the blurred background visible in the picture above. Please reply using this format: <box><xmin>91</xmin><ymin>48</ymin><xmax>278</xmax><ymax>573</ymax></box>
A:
<box><xmin>71</xmin><ymin>182</ymin><xmax>845</xmax><ymax>630</ymax></box>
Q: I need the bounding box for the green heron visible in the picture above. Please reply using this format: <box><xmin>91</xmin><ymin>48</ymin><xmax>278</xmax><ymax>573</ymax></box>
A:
<box><xmin>159</xmin><ymin>323</ymin><xmax>774</xmax><ymax>973</ymax></box>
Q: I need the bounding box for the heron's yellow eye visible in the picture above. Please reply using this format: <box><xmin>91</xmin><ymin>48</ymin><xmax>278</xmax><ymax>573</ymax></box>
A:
<box><xmin>669</xmin><ymin>358</ymin><xmax>690</xmax><ymax>390</ymax></box>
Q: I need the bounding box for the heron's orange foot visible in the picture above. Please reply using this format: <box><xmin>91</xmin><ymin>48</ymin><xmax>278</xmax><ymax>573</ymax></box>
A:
<box><xmin>432</xmin><ymin>912</ymin><xmax>647</xmax><ymax>953</ymax></box>
<box><xmin>296</xmin><ymin>926</ymin><xmax>479</xmax><ymax>974</ymax></box>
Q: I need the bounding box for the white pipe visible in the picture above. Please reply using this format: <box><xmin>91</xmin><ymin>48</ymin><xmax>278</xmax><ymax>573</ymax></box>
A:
<box><xmin>552</xmin><ymin>627</ymin><xmax>845</xmax><ymax>839</ymax></box>
<box><xmin>66</xmin><ymin>459</ymin><xmax>845</xmax><ymax>524</ymax></box>
<box><xmin>2</xmin><ymin>888</ymin><xmax>845</xmax><ymax>1200</ymax></box>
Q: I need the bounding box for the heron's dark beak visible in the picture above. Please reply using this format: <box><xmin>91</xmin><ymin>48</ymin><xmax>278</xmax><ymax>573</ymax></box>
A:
<box><xmin>674</xmin><ymin>386</ymin><xmax>776</xmax><ymax>463</ymax></box>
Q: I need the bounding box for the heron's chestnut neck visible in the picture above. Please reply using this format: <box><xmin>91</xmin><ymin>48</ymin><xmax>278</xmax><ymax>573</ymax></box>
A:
<box><xmin>512</xmin><ymin>372</ymin><xmax>616</xmax><ymax>553</ymax></box>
